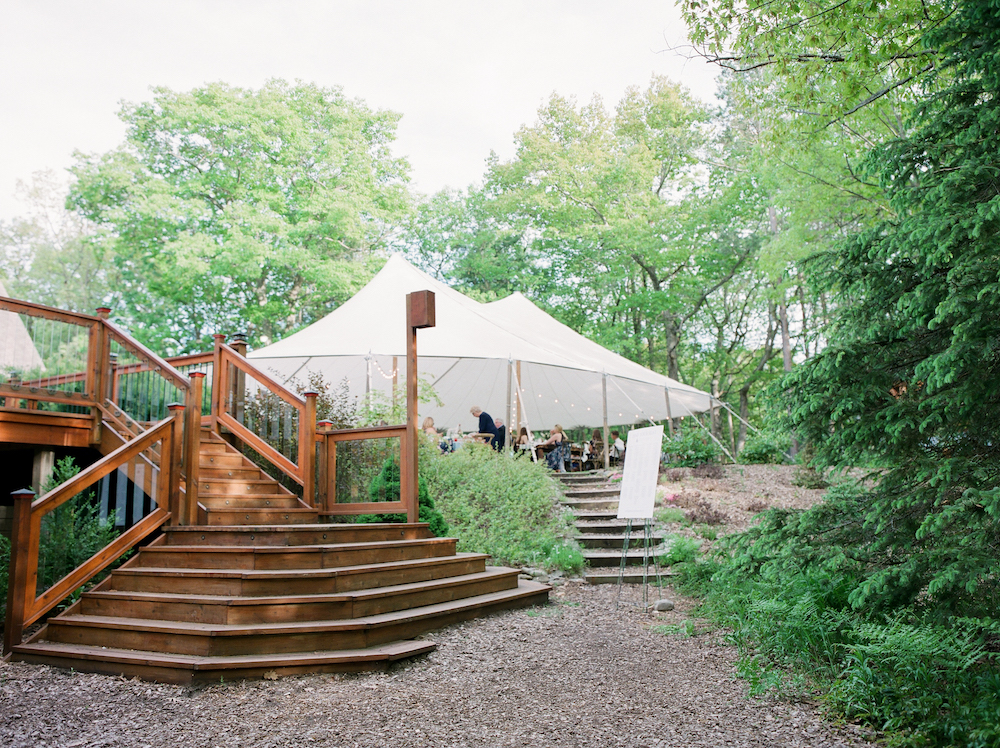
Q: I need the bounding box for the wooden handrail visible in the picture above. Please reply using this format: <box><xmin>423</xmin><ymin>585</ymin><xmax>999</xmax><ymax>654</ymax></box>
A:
<box><xmin>315</xmin><ymin>425</ymin><xmax>413</xmax><ymax>519</ymax></box>
<box><xmin>103</xmin><ymin>320</ymin><xmax>191</xmax><ymax>392</ymax></box>
<box><xmin>32</xmin><ymin>418</ymin><xmax>172</xmax><ymax>515</ymax></box>
<box><xmin>323</xmin><ymin>424</ymin><xmax>407</xmax><ymax>441</ymax></box>
<box><xmin>0</xmin><ymin>296</ymin><xmax>100</xmax><ymax>325</ymax></box>
<box><xmin>3</xmin><ymin>413</ymin><xmax>180</xmax><ymax>653</ymax></box>
<box><xmin>218</xmin><ymin>344</ymin><xmax>303</xmax><ymax>409</ymax></box>
<box><xmin>212</xmin><ymin>341</ymin><xmax>315</xmax><ymax>502</ymax></box>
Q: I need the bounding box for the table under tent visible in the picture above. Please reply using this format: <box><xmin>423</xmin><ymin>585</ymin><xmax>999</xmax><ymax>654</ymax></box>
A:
<box><xmin>248</xmin><ymin>255</ymin><xmax>715</xmax><ymax>448</ymax></box>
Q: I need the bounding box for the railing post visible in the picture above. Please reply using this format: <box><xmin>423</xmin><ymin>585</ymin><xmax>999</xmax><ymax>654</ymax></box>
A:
<box><xmin>184</xmin><ymin>373</ymin><xmax>206</xmax><ymax>525</ymax></box>
<box><xmin>300</xmin><ymin>392</ymin><xmax>318</xmax><ymax>507</ymax></box>
<box><xmin>210</xmin><ymin>334</ymin><xmax>226</xmax><ymax>434</ymax></box>
<box><xmin>3</xmin><ymin>489</ymin><xmax>36</xmax><ymax>654</ymax></box>
<box><xmin>230</xmin><ymin>332</ymin><xmax>247</xmax><ymax>427</ymax></box>
<box><xmin>166</xmin><ymin>403</ymin><xmax>185</xmax><ymax>523</ymax></box>
<box><xmin>316</xmin><ymin>420</ymin><xmax>332</xmax><ymax>513</ymax></box>
<box><xmin>89</xmin><ymin>308</ymin><xmax>111</xmax><ymax>445</ymax></box>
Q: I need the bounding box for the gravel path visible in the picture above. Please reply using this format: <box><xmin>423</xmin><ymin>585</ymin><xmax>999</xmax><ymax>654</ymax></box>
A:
<box><xmin>1</xmin><ymin>581</ymin><xmax>875</xmax><ymax>748</ymax></box>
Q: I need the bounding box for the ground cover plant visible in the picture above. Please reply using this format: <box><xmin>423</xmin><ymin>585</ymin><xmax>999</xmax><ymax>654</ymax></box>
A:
<box><xmin>418</xmin><ymin>441</ymin><xmax>583</xmax><ymax>572</ymax></box>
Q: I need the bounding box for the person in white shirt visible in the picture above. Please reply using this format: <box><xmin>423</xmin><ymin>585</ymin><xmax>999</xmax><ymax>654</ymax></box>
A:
<box><xmin>610</xmin><ymin>430</ymin><xmax>626</xmax><ymax>464</ymax></box>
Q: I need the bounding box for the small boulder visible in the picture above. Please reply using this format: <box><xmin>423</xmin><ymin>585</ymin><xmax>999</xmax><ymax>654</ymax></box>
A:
<box><xmin>653</xmin><ymin>599</ymin><xmax>675</xmax><ymax>612</ymax></box>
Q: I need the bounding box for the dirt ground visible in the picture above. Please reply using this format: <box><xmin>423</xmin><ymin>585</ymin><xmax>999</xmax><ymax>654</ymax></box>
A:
<box><xmin>0</xmin><ymin>465</ymin><xmax>873</xmax><ymax>748</ymax></box>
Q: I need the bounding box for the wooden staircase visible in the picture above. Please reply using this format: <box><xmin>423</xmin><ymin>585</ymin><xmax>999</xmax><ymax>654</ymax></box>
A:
<box><xmin>10</xmin><ymin>431</ymin><xmax>550</xmax><ymax>683</ymax></box>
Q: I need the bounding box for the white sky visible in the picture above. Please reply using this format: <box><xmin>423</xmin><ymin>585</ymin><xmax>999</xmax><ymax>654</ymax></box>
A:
<box><xmin>0</xmin><ymin>0</ymin><xmax>719</xmax><ymax>221</ymax></box>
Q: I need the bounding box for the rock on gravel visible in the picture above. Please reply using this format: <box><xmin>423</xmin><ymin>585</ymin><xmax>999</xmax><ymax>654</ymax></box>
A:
<box><xmin>0</xmin><ymin>582</ymin><xmax>874</xmax><ymax>748</ymax></box>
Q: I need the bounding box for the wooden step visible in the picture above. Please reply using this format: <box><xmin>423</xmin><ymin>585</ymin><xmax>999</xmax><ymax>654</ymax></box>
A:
<box><xmin>198</xmin><ymin>466</ymin><xmax>266</xmax><ymax>480</ymax></box>
<box><xmin>197</xmin><ymin>479</ymin><xmax>291</xmax><ymax>496</ymax></box>
<box><xmin>199</xmin><ymin>496</ymin><xmax>303</xmax><ymax>509</ymax></box>
<box><xmin>561</xmin><ymin>498</ymin><xmax>620</xmax><ymax>512</ymax></box>
<box><xmin>162</xmin><ymin>523</ymin><xmax>434</xmax><ymax>547</ymax></box>
<box><xmin>80</xmin><ymin>568</ymin><xmax>520</xmax><ymax>624</ymax></box>
<box><xmin>572</xmin><ymin>509</ymin><xmax>620</xmax><ymax>521</ymax></box>
<box><xmin>12</xmin><ymin>639</ymin><xmax>438</xmax><ymax>685</ymax></box>
<box><xmin>563</xmin><ymin>487</ymin><xmax>621</xmax><ymax>499</ymax></box>
<box><xmin>202</xmin><ymin>507</ymin><xmax>319</xmax><ymax>525</ymax></box>
<box><xmin>585</xmin><ymin>568</ymin><xmax>677</xmax><ymax>585</ymax></box>
<box><xmin>200</xmin><ymin>452</ymin><xmax>250</xmax><ymax>468</ymax></box>
<box><xmin>583</xmin><ymin>548</ymin><xmax>660</xmax><ymax>567</ymax></box>
<box><xmin>40</xmin><ymin>581</ymin><xmax>550</xmax><ymax>657</ymax></box>
<box><xmin>135</xmin><ymin>538</ymin><xmax>459</xmax><ymax>570</ymax></box>
<box><xmin>199</xmin><ymin>441</ymin><xmax>233</xmax><ymax>454</ymax></box>
<box><xmin>111</xmin><ymin>553</ymin><xmax>491</xmax><ymax>596</ymax></box>
<box><xmin>576</xmin><ymin>532</ymin><xmax>664</xmax><ymax>549</ymax></box>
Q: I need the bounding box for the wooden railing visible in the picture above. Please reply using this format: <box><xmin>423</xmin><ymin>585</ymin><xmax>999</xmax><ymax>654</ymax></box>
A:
<box><xmin>316</xmin><ymin>423</ymin><xmax>416</xmax><ymax>522</ymax></box>
<box><xmin>3</xmin><ymin>410</ymin><xmax>184</xmax><ymax>654</ymax></box>
<box><xmin>212</xmin><ymin>339</ymin><xmax>316</xmax><ymax>503</ymax></box>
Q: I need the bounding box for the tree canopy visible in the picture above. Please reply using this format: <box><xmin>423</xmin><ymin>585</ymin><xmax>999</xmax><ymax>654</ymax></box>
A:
<box><xmin>68</xmin><ymin>80</ymin><xmax>411</xmax><ymax>353</ymax></box>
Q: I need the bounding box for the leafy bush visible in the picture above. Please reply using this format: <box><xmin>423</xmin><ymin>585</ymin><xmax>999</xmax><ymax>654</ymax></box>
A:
<box><xmin>739</xmin><ymin>430</ymin><xmax>790</xmax><ymax>464</ymax></box>
<box><xmin>654</xmin><ymin>506</ymin><xmax>687</xmax><ymax>525</ymax></box>
<box><xmin>356</xmin><ymin>458</ymin><xmax>449</xmax><ymax>537</ymax></box>
<box><xmin>674</xmin><ymin>479</ymin><xmax>1000</xmax><ymax>746</ymax></box>
<box><xmin>657</xmin><ymin>534</ymin><xmax>701</xmax><ymax>566</ymax></box>
<box><xmin>420</xmin><ymin>441</ymin><xmax>582</xmax><ymax>572</ymax></box>
<box><xmin>662</xmin><ymin>431</ymin><xmax>722</xmax><ymax>467</ymax></box>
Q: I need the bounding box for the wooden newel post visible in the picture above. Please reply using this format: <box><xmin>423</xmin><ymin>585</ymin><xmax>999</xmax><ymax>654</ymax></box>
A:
<box><xmin>405</xmin><ymin>291</ymin><xmax>436</xmax><ymax>524</ymax></box>
<box><xmin>3</xmin><ymin>488</ymin><xmax>36</xmax><ymax>654</ymax></box>
<box><xmin>166</xmin><ymin>403</ymin><xmax>184</xmax><ymax>524</ymax></box>
<box><xmin>301</xmin><ymin>391</ymin><xmax>318</xmax><ymax>507</ymax></box>
<box><xmin>185</xmin><ymin>372</ymin><xmax>206</xmax><ymax>525</ymax></box>
<box><xmin>210</xmin><ymin>334</ymin><xmax>226</xmax><ymax>433</ymax></box>
<box><xmin>316</xmin><ymin>419</ymin><xmax>333</xmax><ymax>513</ymax></box>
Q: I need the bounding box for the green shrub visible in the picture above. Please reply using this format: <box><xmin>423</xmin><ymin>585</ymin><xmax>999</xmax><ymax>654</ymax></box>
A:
<box><xmin>674</xmin><ymin>480</ymin><xmax>1000</xmax><ymax>746</ymax></box>
<box><xmin>663</xmin><ymin>430</ymin><xmax>722</xmax><ymax>467</ymax></box>
<box><xmin>356</xmin><ymin>458</ymin><xmax>449</xmax><ymax>537</ymax></box>
<box><xmin>657</xmin><ymin>534</ymin><xmax>701</xmax><ymax>566</ymax></box>
<box><xmin>420</xmin><ymin>441</ymin><xmax>582</xmax><ymax>572</ymax></box>
<box><xmin>739</xmin><ymin>430</ymin><xmax>790</xmax><ymax>464</ymax></box>
<box><xmin>654</xmin><ymin>506</ymin><xmax>687</xmax><ymax>525</ymax></box>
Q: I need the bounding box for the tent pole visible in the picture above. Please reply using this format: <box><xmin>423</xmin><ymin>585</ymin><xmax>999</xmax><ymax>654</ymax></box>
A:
<box><xmin>664</xmin><ymin>387</ymin><xmax>674</xmax><ymax>437</ymax></box>
<box><xmin>365</xmin><ymin>353</ymin><xmax>372</xmax><ymax>411</ymax></box>
<box><xmin>602</xmin><ymin>373</ymin><xmax>610</xmax><ymax>471</ymax></box>
<box><xmin>727</xmin><ymin>403</ymin><xmax>737</xmax><ymax>458</ymax></box>
<box><xmin>392</xmin><ymin>356</ymin><xmax>398</xmax><ymax>415</ymax></box>
<box><xmin>506</xmin><ymin>358</ymin><xmax>513</xmax><ymax>456</ymax></box>
<box><xmin>516</xmin><ymin>360</ymin><xmax>523</xmax><ymax>436</ymax></box>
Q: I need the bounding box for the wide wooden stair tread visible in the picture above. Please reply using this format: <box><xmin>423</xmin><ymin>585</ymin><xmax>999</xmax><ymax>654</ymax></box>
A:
<box><xmin>11</xmin><ymin>429</ymin><xmax>551</xmax><ymax>682</ymax></box>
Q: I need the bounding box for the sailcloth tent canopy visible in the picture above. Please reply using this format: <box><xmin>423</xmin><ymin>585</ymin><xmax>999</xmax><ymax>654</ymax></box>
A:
<box><xmin>249</xmin><ymin>255</ymin><xmax>712</xmax><ymax>431</ymax></box>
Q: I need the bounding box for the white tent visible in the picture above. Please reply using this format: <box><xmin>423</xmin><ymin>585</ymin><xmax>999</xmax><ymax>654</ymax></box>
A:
<box><xmin>249</xmin><ymin>255</ymin><xmax>713</xmax><ymax>431</ymax></box>
<box><xmin>0</xmin><ymin>280</ymin><xmax>45</xmax><ymax>375</ymax></box>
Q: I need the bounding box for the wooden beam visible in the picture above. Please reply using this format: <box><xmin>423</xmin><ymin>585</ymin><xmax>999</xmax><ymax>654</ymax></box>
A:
<box><xmin>0</xmin><ymin>410</ymin><xmax>94</xmax><ymax>448</ymax></box>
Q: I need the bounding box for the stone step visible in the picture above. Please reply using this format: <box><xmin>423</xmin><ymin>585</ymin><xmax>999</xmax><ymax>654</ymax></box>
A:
<box><xmin>562</xmin><ymin>498</ymin><xmax>619</xmax><ymax>512</ymax></box>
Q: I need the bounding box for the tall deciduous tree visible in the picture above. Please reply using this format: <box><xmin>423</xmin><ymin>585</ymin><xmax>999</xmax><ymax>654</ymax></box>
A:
<box><xmin>788</xmin><ymin>1</ymin><xmax>1000</xmax><ymax>614</ymax></box>
<box><xmin>69</xmin><ymin>80</ymin><xmax>411</xmax><ymax>353</ymax></box>
<box><xmin>0</xmin><ymin>171</ymin><xmax>110</xmax><ymax>312</ymax></box>
<box><xmin>482</xmin><ymin>77</ymin><xmax>752</xmax><ymax>382</ymax></box>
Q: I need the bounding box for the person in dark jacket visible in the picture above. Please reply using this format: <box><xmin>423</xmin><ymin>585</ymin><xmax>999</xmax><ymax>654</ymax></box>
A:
<box><xmin>493</xmin><ymin>418</ymin><xmax>507</xmax><ymax>452</ymax></box>
<box><xmin>469</xmin><ymin>406</ymin><xmax>498</xmax><ymax>447</ymax></box>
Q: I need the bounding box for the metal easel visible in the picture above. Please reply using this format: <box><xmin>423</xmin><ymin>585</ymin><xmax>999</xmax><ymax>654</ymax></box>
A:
<box><xmin>615</xmin><ymin>517</ymin><xmax>664</xmax><ymax>610</ymax></box>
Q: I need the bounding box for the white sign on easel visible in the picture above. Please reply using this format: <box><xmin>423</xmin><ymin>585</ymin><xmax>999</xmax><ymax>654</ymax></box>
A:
<box><xmin>616</xmin><ymin>425</ymin><xmax>664</xmax><ymax>520</ymax></box>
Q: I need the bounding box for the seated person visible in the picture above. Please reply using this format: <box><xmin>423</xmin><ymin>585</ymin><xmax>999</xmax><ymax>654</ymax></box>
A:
<box><xmin>539</xmin><ymin>425</ymin><xmax>568</xmax><ymax>473</ymax></box>
<box><xmin>610</xmin><ymin>429</ymin><xmax>626</xmax><ymax>464</ymax></box>
<box><xmin>584</xmin><ymin>428</ymin><xmax>604</xmax><ymax>469</ymax></box>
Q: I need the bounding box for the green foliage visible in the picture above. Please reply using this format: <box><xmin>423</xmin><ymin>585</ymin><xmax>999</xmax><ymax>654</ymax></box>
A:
<box><xmin>662</xmin><ymin>430</ymin><xmax>721</xmax><ymax>467</ymax></box>
<box><xmin>739</xmin><ymin>429</ymin><xmax>790</xmax><ymax>464</ymax></box>
<box><xmin>419</xmin><ymin>441</ymin><xmax>582</xmax><ymax>572</ymax></box>
<box><xmin>0</xmin><ymin>532</ymin><xmax>9</xmax><ymax>622</ymax></box>
<box><xmin>36</xmin><ymin>457</ymin><xmax>120</xmax><ymax>595</ymax></box>
<box><xmin>657</xmin><ymin>534</ymin><xmax>701</xmax><ymax>567</ymax></box>
<box><xmin>356</xmin><ymin>457</ymin><xmax>449</xmax><ymax>537</ymax></box>
<box><xmin>784</xmin><ymin>2</ymin><xmax>1000</xmax><ymax>618</ymax></box>
<box><xmin>678</xmin><ymin>476</ymin><xmax>1000</xmax><ymax>745</ymax></box>
<box><xmin>654</xmin><ymin>506</ymin><xmax>687</xmax><ymax>525</ymax></box>
<box><xmin>68</xmin><ymin>80</ymin><xmax>410</xmax><ymax>353</ymax></box>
